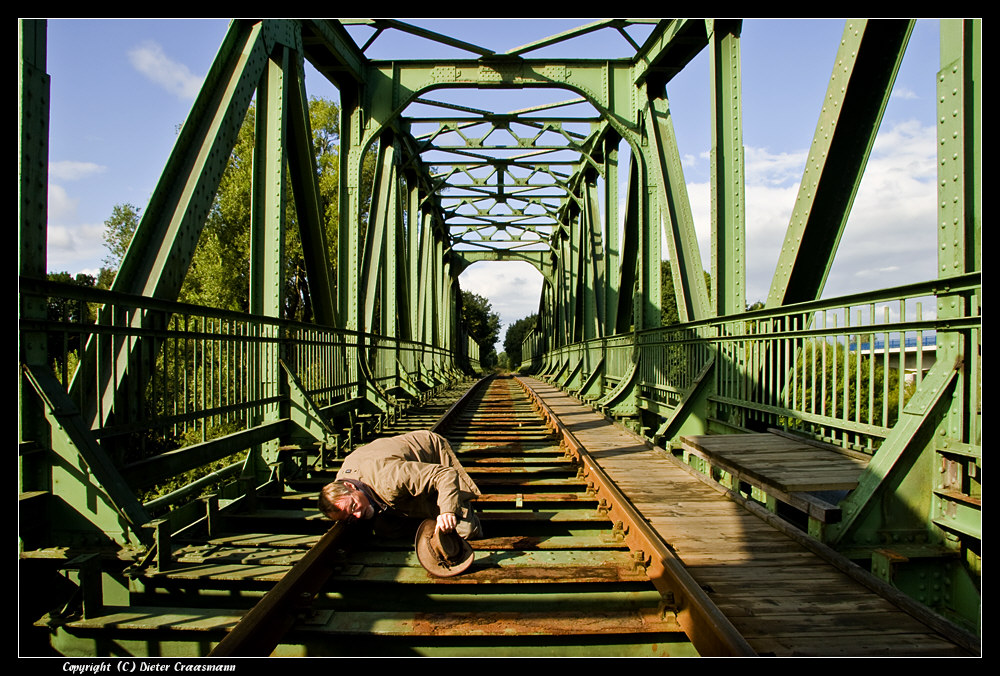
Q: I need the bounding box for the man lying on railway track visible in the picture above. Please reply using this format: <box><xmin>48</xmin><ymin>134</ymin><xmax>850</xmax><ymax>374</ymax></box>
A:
<box><xmin>318</xmin><ymin>429</ymin><xmax>484</xmax><ymax>542</ymax></box>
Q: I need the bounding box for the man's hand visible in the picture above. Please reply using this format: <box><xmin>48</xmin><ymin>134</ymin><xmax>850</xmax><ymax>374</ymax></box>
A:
<box><xmin>436</xmin><ymin>512</ymin><xmax>457</xmax><ymax>533</ymax></box>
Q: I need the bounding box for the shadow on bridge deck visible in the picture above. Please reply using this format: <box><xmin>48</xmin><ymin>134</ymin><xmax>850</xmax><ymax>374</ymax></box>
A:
<box><xmin>516</xmin><ymin>376</ymin><xmax>977</xmax><ymax>657</ymax></box>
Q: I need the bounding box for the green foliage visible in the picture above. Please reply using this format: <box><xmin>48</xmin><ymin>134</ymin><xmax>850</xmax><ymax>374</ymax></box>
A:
<box><xmin>461</xmin><ymin>291</ymin><xmax>501</xmax><ymax>368</ymax></box>
<box><xmin>96</xmin><ymin>98</ymin><xmax>344</xmax><ymax>506</ymax></box>
<box><xmin>101</xmin><ymin>98</ymin><xmax>343</xmax><ymax>320</ymax></box>
<box><xmin>53</xmin><ymin>350</ymin><xmax>79</xmax><ymax>386</ymax></box>
<box><xmin>660</xmin><ymin>260</ymin><xmax>711</xmax><ymax>326</ymax></box>
<box><xmin>503</xmin><ymin>313</ymin><xmax>538</xmax><ymax>369</ymax></box>
<box><xmin>789</xmin><ymin>339</ymin><xmax>915</xmax><ymax>430</ymax></box>
<box><xmin>46</xmin><ymin>270</ymin><xmax>109</xmax><ymax>382</ymax></box>
<box><xmin>102</xmin><ymin>203</ymin><xmax>141</xmax><ymax>273</ymax></box>
<box><xmin>136</xmin><ymin>448</ymin><xmax>248</xmax><ymax>506</ymax></box>
<box><xmin>47</xmin><ymin>271</ymin><xmax>97</xmax><ymax>320</ymax></box>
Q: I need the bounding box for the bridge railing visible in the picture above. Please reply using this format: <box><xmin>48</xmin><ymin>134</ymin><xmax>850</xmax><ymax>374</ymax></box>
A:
<box><xmin>540</xmin><ymin>274</ymin><xmax>980</xmax><ymax>454</ymax></box>
<box><xmin>20</xmin><ymin>277</ymin><xmax>462</xmax><ymax>503</ymax></box>
<box><xmin>466</xmin><ymin>335</ymin><xmax>482</xmax><ymax>374</ymax></box>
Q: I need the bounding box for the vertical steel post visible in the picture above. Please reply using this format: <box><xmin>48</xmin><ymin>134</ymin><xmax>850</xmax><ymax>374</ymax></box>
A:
<box><xmin>248</xmin><ymin>45</ymin><xmax>288</xmax><ymax>478</ymax></box>
<box><xmin>18</xmin><ymin>18</ymin><xmax>50</xmax><ymax>489</ymax></box>
<box><xmin>583</xmin><ymin>176</ymin><xmax>604</xmax><ymax>340</ymax></box>
<box><xmin>338</xmin><ymin>84</ymin><xmax>364</xmax><ymax>335</ymax></box>
<box><xmin>644</xmin><ymin>90</ymin><xmax>705</xmax><ymax>324</ymax></box>
<box><xmin>709</xmin><ymin>19</ymin><xmax>746</xmax><ymax>317</ymax></box>
<box><xmin>18</xmin><ymin>18</ymin><xmax>48</xmax><ymax>370</ymax></box>
<box><xmin>935</xmin><ymin>19</ymin><xmax>981</xmax><ymax>445</ymax></box>
<box><xmin>602</xmin><ymin>135</ymin><xmax>621</xmax><ymax>335</ymax></box>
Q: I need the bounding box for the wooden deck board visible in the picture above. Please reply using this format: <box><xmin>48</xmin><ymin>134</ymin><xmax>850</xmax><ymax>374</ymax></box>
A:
<box><xmin>681</xmin><ymin>433</ymin><xmax>869</xmax><ymax>494</ymax></box>
<box><xmin>518</xmin><ymin>377</ymin><xmax>973</xmax><ymax>657</ymax></box>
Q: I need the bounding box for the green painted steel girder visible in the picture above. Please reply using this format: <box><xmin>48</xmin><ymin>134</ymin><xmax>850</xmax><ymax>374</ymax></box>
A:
<box><xmin>18</xmin><ymin>20</ymin><xmax>983</xmax><ymax>650</ymax></box>
<box><xmin>708</xmin><ymin>19</ymin><xmax>745</xmax><ymax>317</ymax></box>
<box><xmin>767</xmin><ymin>20</ymin><xmax>914</xmax><ymax>308</ymax></box>
<box><xmin>361</xmin><ymin>59</ymin><xmax>640</xmax><ymax>141</ymax></box>
<box><xmin>644</xmin><ymin>90</ymin><xmax>710</xmax><ymax>324</ymax></box>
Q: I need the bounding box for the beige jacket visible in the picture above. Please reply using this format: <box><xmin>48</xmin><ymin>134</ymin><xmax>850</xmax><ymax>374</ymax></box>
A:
<box><xmin>336</xmin><ymin>430</ymin><xmax>481</xmax><ymax>518</ymax></box>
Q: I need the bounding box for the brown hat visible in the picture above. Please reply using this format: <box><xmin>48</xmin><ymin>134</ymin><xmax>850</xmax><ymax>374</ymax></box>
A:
<box><xmin>414</xmin><ymin>519</ymin><xmax>475</xmax><ymax>577</ymax></box>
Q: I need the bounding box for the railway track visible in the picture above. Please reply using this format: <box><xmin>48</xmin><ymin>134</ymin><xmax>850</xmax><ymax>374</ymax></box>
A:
<box><xmin>47</xmin><ymin>374</ymin><xmax>972</xmax><ymax>657</ymax></box>
<box><xmin>48</xmin><ymin>376</ymin><xmax>697</xmax><ymax>656</ymax></box>
<box><xmin>210</xmin><ymin>374</ymin><xmax>696</xmax><ymax>656</ymax></box>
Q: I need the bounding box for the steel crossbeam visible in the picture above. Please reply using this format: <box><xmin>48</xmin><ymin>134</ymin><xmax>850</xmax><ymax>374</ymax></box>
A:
<box><xmin>18</xmin><ymin>19</ymin><xmax>981</xmax><ymax>655</ymax></box>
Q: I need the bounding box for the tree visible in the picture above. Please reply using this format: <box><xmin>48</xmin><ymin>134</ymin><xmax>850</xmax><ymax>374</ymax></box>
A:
<box><xmin>661</xmin><ymin>260</ymin><xmax>712</xmax><ymax>326</ymax></box>
<box><xmin>503</xmin><ymin>313</ymin><xmax>538</xmax><ymax>370</ymax></box>
<box><xmin>784</xmin><ymin>339</ymin><xmax>915</xmax><ymax>434</ymax></box>
<box><xmin>102</xmin><ymin>203</ymin><xmax>141</xmax><ymax>285</ymax></box>
<box><xmin>46</xmin><ymin>271</ymin><xmax>100</xmax><ymax>383</ymax></box>
<box><xmin>460</xmin><ymin>291</ymin><xmax>501</xmax><ymax>368</ymax></box>
<box><xmin>101</xmin><ymin>98</ymin><xmax>343</xmax><ymax>320</ymax></box>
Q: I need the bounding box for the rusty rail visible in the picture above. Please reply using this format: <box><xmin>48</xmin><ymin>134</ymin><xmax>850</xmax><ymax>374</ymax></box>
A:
<box><xmin>208</xmin><ymin>376</ymin><xmax>493</xmax><ymax>656</ymax></box>
<box><xmin>208</xmin><ymin>521</ymin><xmax>347</xmax><ymax>656</ymax></box>
<box><xmin>515</xmin><ymin>376</ymin><xmax>757</xmax><ymax>657</ymax></box>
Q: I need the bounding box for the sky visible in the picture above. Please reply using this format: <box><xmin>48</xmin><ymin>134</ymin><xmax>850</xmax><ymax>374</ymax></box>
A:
<box><xmin>40</xmin><ymin>19</ymin><xmax>943</xmax><ymax>347</ymax></box>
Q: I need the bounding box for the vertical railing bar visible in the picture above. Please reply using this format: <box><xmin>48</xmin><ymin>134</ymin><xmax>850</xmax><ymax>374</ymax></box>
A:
<box><xmin>855</xmin><ymin>310</ymin><xmax>863</xmax><ymax>449</ymax></box>
<box><xmin>882</xmin><ymin>307</ymin><xmax>891</xmax><ymax>429</ymax></box>
<box><xmin>200</xmin><ymin>315</ymin><xmax>206</xmax><ymax>442</ymax></box>
<box><xmin>840</xmin><ymin>309</ymin><xmax>849</xmax><ymax>436</ymax></box>
<box><xmin>820</xmin><ymin>312</ymin><xmax>828</xmax><ymax>420</ymax></box>
<box><xmin>898</xmin><ymin>299</ymin><xmax>906</xmax><ymax>419</ymax></box>
<box><xmin>915</xmin><ymin>302</ymin><xmax>924</xmax><ymax>388</ymax></box>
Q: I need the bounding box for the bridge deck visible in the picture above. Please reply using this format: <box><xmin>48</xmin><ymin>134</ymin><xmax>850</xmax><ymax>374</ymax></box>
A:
<box><xmin>680</xmin><ymin>431</ymin><xmax>870</xmax><ymax>524</ymax></box>
<box><xmin>681</xmin><ymin>432</ymin><xmax>869</xmax><ymax>493</ymax></box>
<box><xmin>518</xmin><ymin>377</ymin><xmax>972</xmax><ymax>657</ymax></box>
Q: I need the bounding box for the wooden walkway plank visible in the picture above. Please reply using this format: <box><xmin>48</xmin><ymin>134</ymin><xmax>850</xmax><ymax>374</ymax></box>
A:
<box><xmin>517</xmin><ymin>377</ymin><xmax>977</xmax><ymax>657</ymax></box>
<box><xmin>681</xmin><ymin>433</ymin><xmax>869</xmax><ymax>494</ymax></box>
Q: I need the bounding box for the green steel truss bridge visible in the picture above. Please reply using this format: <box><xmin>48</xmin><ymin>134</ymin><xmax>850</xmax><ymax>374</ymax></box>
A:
<box><xmin>18</xmin><ymin>19</ymin><xmax>980</xmax><ymax>657</ymax></box>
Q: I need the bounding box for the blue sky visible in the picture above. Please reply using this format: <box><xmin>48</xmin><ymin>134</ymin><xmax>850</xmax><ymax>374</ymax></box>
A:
<box><xmin>42</xmin><ymin>19</ymin><xmax>942</xmax><ymax>344</ymax></box>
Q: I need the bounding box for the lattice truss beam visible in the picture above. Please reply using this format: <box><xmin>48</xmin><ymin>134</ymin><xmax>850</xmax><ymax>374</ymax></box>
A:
<box><xmin>410</xmin><ymin>98</ymin><xmax>594</xmax><ymax>251</ymax></box>
<box><xmin>17</xmin><ymin>18</ymin><xmax>982</xmax><ymax>637</ymax></box>
<box><xmin>330</xmin><ymin>18</ymin><xmax>734</xmax><ymax>345</ymax></box>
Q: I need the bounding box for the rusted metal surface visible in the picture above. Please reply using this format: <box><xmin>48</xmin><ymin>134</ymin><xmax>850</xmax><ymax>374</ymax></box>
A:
<box><xmin>139</xmin><ymin>376</ymin><xmax>698</xmax><ymax>656</ymax></box>
<box><xmin>304</xmin><ymin>374</ymin><xmax>694</xmax><ymax>654</ymax></box>
<box><xmin>515</xmin><ymin>376</ymin><xmax>978</xmax><ymax>657</ymax></box>
<box><xmin>57</xmin><ymin>374</ymin><xmax>974</xmax><ymax>657</ymax></box>
<box><xmin>206</xmin><ymin>379</ymin><xmax>493</xmax><ymax>656</ymax></box>
<box><xmin>515</xmin><ymin>376</ymin><xmax>757</xmax><ymax>657</ymax></box>
<box><xmin>208</xmin><ymin>521</ymin><xmax>347</xmax><ymax>656</ymax></box>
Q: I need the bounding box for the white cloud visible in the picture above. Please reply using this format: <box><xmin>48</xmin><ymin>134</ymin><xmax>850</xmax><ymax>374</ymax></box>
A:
<box><xmin>459</xmin><ymin>261</ymin><xmax>544</xmax><ymax>341</ymax></box>
<box><xmin>891</xmin><ymin>86</ymin><xmax>919</xmax><ymax>100</ymax></box>
<box><xmin>128</xmin><ymin>40</ymin><xmax>203</xmax><ymax>100</ymax></box>
<box><xmin>47</xmin><ymin>181</ymin><xmax>108</xmax><ymax>274</ymax></box>
<box><xmin>745</xmin><ymin>146</ymin><xmax>808</xmax><ymax>188</ymax></box>
<box><xmin>676</xmin><ymin>119</ymin><xmax>936</xmax><ymax>304</ymax></box>
<box><xmin>46</xmin><ymin>223</ymin><xmax>108</xmax><ymax>274</ymax></box>
<box><xmin>827</xmin><ymin>121</ymin><xmax>937</xmax><ymax>292</ymax></box>
<box><xmin>50</xmin><ymin>160</ymin><xmax>107</xmax><ymax>181</ymax></box>
<box><xmin>47</xmin><ymin>183</ymin><xmax>79</xmax><ymax>223</ymax></box>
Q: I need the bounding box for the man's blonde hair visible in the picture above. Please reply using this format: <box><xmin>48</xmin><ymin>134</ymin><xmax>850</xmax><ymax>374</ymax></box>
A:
<box><xmin>318</xmin><ymin>481</ymin><xmax>352</xmax><ymax>518</ymax></box>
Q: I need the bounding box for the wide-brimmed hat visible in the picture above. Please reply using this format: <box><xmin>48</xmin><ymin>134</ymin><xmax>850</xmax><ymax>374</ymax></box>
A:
<box><xmin>414</xmin><ymin>519</ymin><xmax>475</xmax><ymax>577</ymax></box>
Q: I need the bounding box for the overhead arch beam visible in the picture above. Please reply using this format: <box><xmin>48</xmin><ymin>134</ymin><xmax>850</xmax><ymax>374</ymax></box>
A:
<box><xmin>451</xmin><ymin>250</ymin><xmax>554</xmax><ymax>285</ymax></box>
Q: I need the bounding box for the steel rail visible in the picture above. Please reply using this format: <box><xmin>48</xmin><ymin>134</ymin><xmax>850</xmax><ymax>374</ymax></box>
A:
<box><xmin>208</xmin><ymin>375</ymin><xmax>492</xmax><ymax>656</ymax></box>
<box><xmin>430</xmin><ymin>374</ymin><xmax>494</xmax><ymax>435</ymax></box>
<box><xmin>515</xmin><ymin>376</ymin><xmax>757</xmax><ymax>657</ymax></box>
<box><xmin>207</xmin><ymin>519</ymin><xmax>348</xmax><ymax>656</ymax></box>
